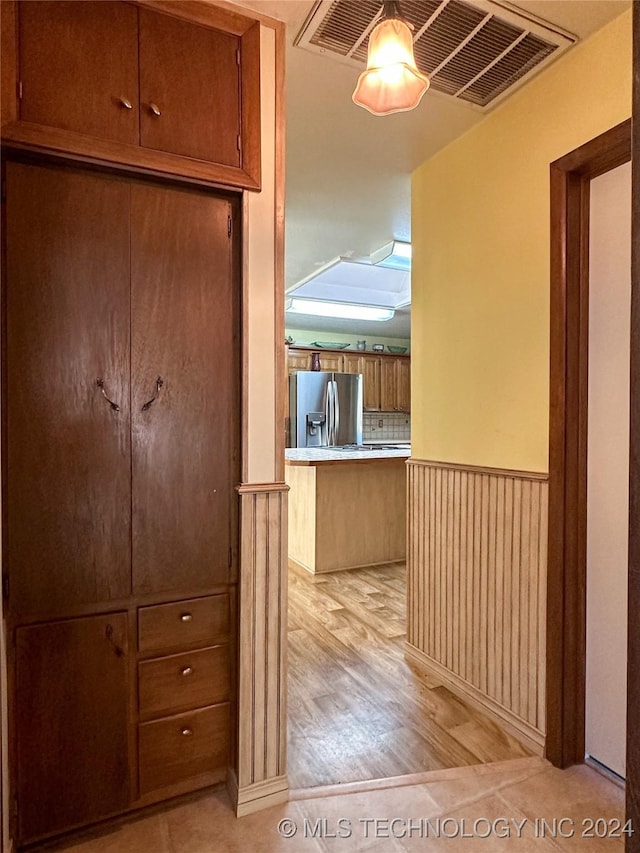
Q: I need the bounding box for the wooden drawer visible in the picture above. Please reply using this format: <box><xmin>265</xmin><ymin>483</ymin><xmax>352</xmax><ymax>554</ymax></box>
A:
<box><xmin>138</xmin><ymin>704</ymin><xmax>230</xmax><ymax>794</ymax></box>
<box><xmin>138</xmin><ymin>595</ymin><xmax>229</xmax><ymax>656</ymax></box>
<box><xmin>139</xmin><ymin>646</ymin><xmax>230</xmax><ymax>720</ymax></box>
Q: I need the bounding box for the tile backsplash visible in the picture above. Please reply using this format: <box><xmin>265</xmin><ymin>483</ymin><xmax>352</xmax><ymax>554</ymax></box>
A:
<box><xmin>363</xmin><ymin>412</ymin><xmax>411</xmax><ymax>442</ymax></box>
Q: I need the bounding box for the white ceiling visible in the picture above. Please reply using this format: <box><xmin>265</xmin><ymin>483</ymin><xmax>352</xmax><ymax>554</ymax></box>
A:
<box><xmin>235</xmin><ymin>0</ymin><xmax>630</xmax><ymax>339</ymax></box>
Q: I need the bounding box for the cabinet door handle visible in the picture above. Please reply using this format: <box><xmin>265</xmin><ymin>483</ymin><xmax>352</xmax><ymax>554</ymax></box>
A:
<box><xmin>141</xmin><ymin>376</ymin><xmax>164</xmax><ymax>411</ymax></box>
<box><xmin>181</xmin><ymin>666</ymin><xmax>193</xmax><ymax>677</ymax></box>
<box><xmin>149</xmin><ymin>103</ymin><xmax>161</xmax><ymax>116</ymax></box>
<box><xmin>96</xmin><ymin>378</ymin><xmax>120</xmax><ymax>412</ymax></box>
<box><xmin>119</xmin><ymin>97</ymin><xmax>133</xmax><ymax>110</ymax></box>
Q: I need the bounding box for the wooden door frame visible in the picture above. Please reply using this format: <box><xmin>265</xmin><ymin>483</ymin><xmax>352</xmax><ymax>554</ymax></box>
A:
<box><xmin>546</xmin><ymin>118</ymin><xmax>631</xmax><ymax>769</ymax></box>
<box><xmin>627</xmin><ymin>4</ymin><xmax>640</xmax><ymax>848</ymax></box>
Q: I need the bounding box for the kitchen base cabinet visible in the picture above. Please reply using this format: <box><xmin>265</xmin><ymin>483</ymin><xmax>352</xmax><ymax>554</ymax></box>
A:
<box><xmin>286</xmin><ymin>456</ymin><xmax>406</xmax><ymax>573</ymax></box>
<box><xmin>15</xmin><ymin>614</ymin><xmax>130</xmax><ymax>842</ymax></box>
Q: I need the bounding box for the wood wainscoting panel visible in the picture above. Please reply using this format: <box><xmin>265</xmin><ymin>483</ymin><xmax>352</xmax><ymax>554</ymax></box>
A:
<box><xmin>407</xmin><ymin>459</ymin><xmax>548</xmax><ymax>748</ymax></box>
<box><xmin>233</xmin><ymin>483</ymin><xmax>288</xmax><ymax>816</ymax></box>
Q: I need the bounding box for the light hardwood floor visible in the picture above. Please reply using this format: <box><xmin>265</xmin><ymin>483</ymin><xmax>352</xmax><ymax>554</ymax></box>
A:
<box><xmin>288</xmin><ymin>562</ymin><xmax>531</xmax><ymax>790</ymax></box>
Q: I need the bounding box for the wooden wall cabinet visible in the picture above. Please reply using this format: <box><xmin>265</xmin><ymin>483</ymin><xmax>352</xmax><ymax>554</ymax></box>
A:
<box><xmin>287</xmin><ymin>348</ymin><xmax>409</xmax><ymax>413</ymax></box>
<box><xmin>1</xmin><ymin>0</ymin><xmax>261</xmax><ymax>189</ymax></box>
<box><xmin>380</xmin><ymin>357</ymin><xmax>411</xmax><ymax>413</ymax></box>
<box><xmin>287</xmin><ymin>349</ymin><xmax>342</xmax><ymax>372</ymax></box>
<box><xmin>343</xmin><ymin>353</ymin><xmax>382</xmax><ymax>411</ymax></box>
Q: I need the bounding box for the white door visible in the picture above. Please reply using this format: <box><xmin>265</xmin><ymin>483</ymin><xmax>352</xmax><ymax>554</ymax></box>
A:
<box><xmin>585</xmin><ymin>161</ymin><xmax>631</xmax><ymax>780</ymax></box>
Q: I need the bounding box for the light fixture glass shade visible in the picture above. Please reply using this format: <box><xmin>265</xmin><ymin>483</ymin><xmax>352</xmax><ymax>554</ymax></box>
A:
<box><xmin>352</xmin><ymin>17</ymin><xmax>429</xmax><ymax>116</ymax></box>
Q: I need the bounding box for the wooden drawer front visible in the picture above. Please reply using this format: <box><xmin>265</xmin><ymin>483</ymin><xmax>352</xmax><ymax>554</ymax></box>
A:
<box><xmin>138</xmin><ymin>704</ymin><xmax>230</xmax><ymax>794</ymax></box>
<box><xmin>138</xmin><ymin>595</ymin><xmax>229</xmax><ymax>655</ymax></box>
<box><xmin>139</xmin><ymin>646</ymin><xmax>230</xmax><ymax>719</ymax></box>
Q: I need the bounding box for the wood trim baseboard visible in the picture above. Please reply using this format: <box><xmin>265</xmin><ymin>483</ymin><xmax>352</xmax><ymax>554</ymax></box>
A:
<box><xmin>288</xmin><ymin>557</ymin><xmax>405</xmax><ymax>576</ymax></box>
<box><xmin>408</xmin><ymin>458</ymin><xmax>548</xmax><ymax>481</ymax></box>
<box><xmin>405</xmin><ymin>643</ymin><xmax>544</xmax><ymax>756</ymax></box>
<box><xmin>232</xmin><ymin>772</ymin><xmax>289</xmax><ymax>817</ymax></box>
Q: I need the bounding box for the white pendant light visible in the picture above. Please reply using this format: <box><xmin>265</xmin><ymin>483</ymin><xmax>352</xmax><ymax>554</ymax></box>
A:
<box><xmin>352</xmin><ymin>1</ymin><xmax>429</xmax><ymax>116</ymax></box>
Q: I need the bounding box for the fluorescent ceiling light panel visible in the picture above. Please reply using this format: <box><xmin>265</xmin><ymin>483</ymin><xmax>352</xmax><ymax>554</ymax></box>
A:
<box><xmin>287</xmin><ymin>298</ymin><xmax>394</xmax><ymax>322</ymax></box>
<box><xmin>289</xmin><ymin>258</ymin><xmax>410</xmax><ymax>310</ymax></box>
<box><xmin>370</xmin><ymin>240</ymin><xmax>411</xmax><ymax>271</ymax></box>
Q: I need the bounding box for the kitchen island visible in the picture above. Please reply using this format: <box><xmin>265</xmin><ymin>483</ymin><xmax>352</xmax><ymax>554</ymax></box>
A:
<box><xmin>285</xmin><ymin>446</ymin><xmax>410</xmax><ymax>574</ymax></box>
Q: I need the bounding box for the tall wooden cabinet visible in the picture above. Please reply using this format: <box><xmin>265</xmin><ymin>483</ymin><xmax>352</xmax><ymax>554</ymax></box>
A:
<box><xmin>4</xmin><ymin>159</ymin><xmax>239</xmax><ymax>844</ymax></box>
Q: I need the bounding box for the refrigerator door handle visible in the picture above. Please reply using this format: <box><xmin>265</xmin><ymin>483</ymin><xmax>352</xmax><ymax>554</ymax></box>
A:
<box><xmin>324</xmin><ymin>383</ymin><xmax>332</xmax><ymax>446</ymax></box>
<box><xmin>333</xmin><ymin>380</ymin><xmax>340</xmax><ymax>443</ymax></box>
<box><xmin>328</xmin><ymin>381</ymin><xmax>336</xmax><ymax>445</ymax></box>
<box><xmin>328</xmin><ymin>380</ymin><xmax>337</xmax><ymax>445</ymax></box>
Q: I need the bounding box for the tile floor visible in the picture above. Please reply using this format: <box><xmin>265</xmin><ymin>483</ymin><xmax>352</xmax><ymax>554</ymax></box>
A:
<box><xmin>50</xmin><ymin>757</ymin><xmax>625</xmax><ymax>852</ymax></box>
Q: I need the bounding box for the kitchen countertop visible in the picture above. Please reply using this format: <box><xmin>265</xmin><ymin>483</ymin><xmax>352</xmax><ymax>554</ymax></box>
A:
<box><xmin>285</xmin><ymin>446</ymin><xmax>411</xmax><ymax>465</ymax></box>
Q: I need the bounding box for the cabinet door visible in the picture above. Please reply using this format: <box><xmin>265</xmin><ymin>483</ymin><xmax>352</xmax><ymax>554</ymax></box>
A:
<box><xmin>18</xmin><ymin>1</ymin><xmax>139</xmax><ymax>144</ymax></box>
<box><xmin>15</xmin><ymin>613</ymin><xmax>130</xmax><ymax>843</ymax></box>
<box><xmin>319</xmin><ymin>352</ymin><xmax>343</xmax><ymax>371</ymax></box>
<box><xmin>5</xmin><ymin>162</ymin><xmax>131</xmax><ymax>615</ymax></box>
<box><xmin>287</xmin><ymin>349</ymin><xmax>311</xmax><ymax>372</ymax></box>
<box><xmin>362</xmin><ymin>356</ymin><xmax>381</xmax><ymax>411</ymax></box>
<box><xmin>397</xmin><ymin>358</ymin><xmax>411</xmax><ymax>412</ymax></box>
<box><xmin>131</xmin><ymin>184</ymin><xmax>238</xmax><ymax>595</ymax></box>
<box><xmin>380</xmin><ymin>358</ymin><xmax>397</xmax><ymax>411</ymax></box>
<box><xmin>342</xmin><ymin>354</ymin><xmax>362</xmax><ymax>375</ymax></box>
<box><xmin>139</xmin><ymin>9</ymin><xmax>241</xmax><ymax>166</ymax></box>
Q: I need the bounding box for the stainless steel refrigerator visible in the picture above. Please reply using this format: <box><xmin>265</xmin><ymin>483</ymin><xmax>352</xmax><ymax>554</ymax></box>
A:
<box><xmin>288</xmin><ymin>372</ymin><xmax>363</xmax><ymax>448</ymax></box>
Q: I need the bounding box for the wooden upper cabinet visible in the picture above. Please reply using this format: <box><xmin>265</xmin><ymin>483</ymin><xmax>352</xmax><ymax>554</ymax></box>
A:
<box><xmin>287</xmin><ymin>349</ymin><xmax>343</xmax><ymax>372</ymax></box>
<box><xmin>397</xmin><ymin>358</ymin><xmax>411</xmax><ymax>412</ymax></box>
<box><xmin>342</xmin><ymin>353</ymin><xmax>362</xmax><ymax>375</ymax></box>
<box><xmin>362</xmin><ymin>355</ymin><xmax>381</xmax><ymax>411</ymax></box>
<box><xmin>285</xmin><ymin>348</ymin><xmax>409</xmax><ymax>412</ymax></box>
<box><xmin>379</xmin><ymin>358</ymin><xmax>396</xmax><ymax>412</ymax></box>
<box><xmin>3</xmin><ymin>1</ymin><xmax>262</xmax><ymax>189</ymax></box>
<box><xmin>380</xmin><ymin>357</ymin><xmax>411</xmax><ymax>412</ymax></box>
<box><xmin>319</xmin><ymin>352</ymin><xmax>343</xmax><ymax>371</ymax></box>
<box><xmin>287</xmin><ymin>349</ymin><xmax>311</xmax><ymax>372</ymax></box>
<box><xmin>18</xmin><ymin>1</ymin><xmax>139</xmax><ymax>144</ymax></box>
<box><xmin>138</xmin><ymin>9</ymin><xmax>240</xmax><ymax>166</ymax></box>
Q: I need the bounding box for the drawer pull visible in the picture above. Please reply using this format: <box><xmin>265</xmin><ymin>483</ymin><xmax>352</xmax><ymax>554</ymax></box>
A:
<box><xmin>181</xmin><ymin>666</ymin><xmax>193</xmax><ymax>677</ymax></box>
<box><xmin>181</xmin><ymin>727</ymin><xmax>193</xmax><ymax>737</ymax></box>
<box><xmin>180</xmin><ymin>613</ymin><xmax>193</xmax><ymax>623</ymax></box>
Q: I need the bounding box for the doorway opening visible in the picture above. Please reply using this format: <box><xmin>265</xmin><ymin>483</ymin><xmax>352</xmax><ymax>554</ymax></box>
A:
<box><xmin>546</xmin><ymin>119</ymin><xmax>632</xmax><ymax>769</ymax></box>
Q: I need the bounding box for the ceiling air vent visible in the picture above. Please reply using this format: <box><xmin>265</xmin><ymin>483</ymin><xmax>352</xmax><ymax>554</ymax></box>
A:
<box><xmin>295</xmin><ymin>0</ymin><xmax>576</xmax><ymax>110</ymax></box>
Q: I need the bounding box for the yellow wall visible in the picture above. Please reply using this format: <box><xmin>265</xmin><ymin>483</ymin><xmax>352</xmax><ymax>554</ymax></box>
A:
<box><xmin>411</xmin><ymin>10</ymin><xmax>632</xmax><ymax>473</ymax></box>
